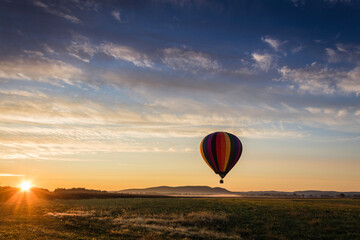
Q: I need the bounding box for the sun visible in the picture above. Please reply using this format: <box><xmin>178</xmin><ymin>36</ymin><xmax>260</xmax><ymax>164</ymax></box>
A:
<box><xmin>20</xmin><ymin>181</ymin><xmax>32</xmax><ymax>192</ymax></box>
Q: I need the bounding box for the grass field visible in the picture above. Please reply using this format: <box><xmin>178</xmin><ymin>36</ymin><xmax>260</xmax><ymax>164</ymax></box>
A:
<box><xmin>0</xmin><ymin>195</ymin><xmax>359</xmax><ymax>240</ymax></box>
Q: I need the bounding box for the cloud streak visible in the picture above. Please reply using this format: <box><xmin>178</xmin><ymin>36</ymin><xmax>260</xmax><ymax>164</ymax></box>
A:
<box><xmin>66</xmin><ymin>34</ymin><xmax>154</xmax><ymax>67</ymax></box>
<box><xmin>161</xmin><ymin>48</ymin><xmax>220</xmax><ymax>72</ymax></box>
<box><xmin>101</xmin><ymin>42</ymin><xmax>154</xmax><ymax>68</ymax></box>
<box><xmin>0</xmin><ymin>55</ymin><xmax>83</xmax><ymax>86</ymax></box>
<box><xmin>0</xmin><ymin>173</ymin><xmax>24</xmax><ymax>177</ymax></box>
<box><xmin>33</xmin><ymin>0</ymin><xmax>81</xmax><ymax>24</ymax></box>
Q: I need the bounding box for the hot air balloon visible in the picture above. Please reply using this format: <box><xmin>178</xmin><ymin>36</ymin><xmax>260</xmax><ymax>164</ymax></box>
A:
<box><xmin>200</xmin><ymin>132</ymin><xmax>243</xmax><ymax>184</ymax></box>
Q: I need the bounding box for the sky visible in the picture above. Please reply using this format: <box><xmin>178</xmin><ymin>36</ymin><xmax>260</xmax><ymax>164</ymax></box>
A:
<box><xmin>0</xmin><ymin>0</ymin><xmax>359</xmax><ymax>191</ymax></box>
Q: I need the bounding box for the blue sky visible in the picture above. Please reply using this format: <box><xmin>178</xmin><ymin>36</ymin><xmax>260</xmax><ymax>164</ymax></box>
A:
<box><xmin>0</xmin><ymin>0</ymin><xmax>359</xmax><ymax>191</ymax></box>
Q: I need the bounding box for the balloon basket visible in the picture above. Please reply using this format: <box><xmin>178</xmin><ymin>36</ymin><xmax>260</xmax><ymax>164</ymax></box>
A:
<box><xmin>220</xmin><ymin>179</ymin><xmax>224</xmax><ymax>184</ymax></box>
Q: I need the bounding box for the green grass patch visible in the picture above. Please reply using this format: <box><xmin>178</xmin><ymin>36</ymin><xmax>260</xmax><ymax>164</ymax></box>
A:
<box><xmin>0</xmin><ymin>198</ymin><xmax>359</xmax><ymax>239</ymax></box>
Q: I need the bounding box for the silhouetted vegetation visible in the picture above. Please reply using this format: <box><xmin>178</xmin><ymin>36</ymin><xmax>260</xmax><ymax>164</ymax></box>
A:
<box><xmin>0</xmin><ymin>187</ymin><xmax>172</xmax><ymax>201</ymax></box>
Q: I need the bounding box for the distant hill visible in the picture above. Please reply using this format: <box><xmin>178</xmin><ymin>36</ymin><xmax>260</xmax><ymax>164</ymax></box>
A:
<box><xmin>116</xmin><ymin>186</ymin><xmax>233</xmax><ymax>195</ymax></box>
<box><xmin>116</xmin><ymin>186</ymin><xmax>360</xmax><ymax>198</ymax></box>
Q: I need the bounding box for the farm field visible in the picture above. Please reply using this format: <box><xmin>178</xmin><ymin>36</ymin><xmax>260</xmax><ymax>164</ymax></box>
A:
<box><xmin>0</xmin><ymin>196</ymin><xmax>359</xmax><ymax>240</ymax></box>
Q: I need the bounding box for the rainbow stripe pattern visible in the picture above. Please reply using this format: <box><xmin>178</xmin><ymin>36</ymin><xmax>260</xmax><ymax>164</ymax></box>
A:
<box><xmin>200</xmin><ymin>132</ymin><xmax>243</xmax><ymax>179</ymax></box>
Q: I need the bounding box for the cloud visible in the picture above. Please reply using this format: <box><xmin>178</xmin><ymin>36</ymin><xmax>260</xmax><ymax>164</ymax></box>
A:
<box><xmin>111</xmin><ymin>10</ymin><xmax>121</xmax><ymax>22</ymax></box>
<box><xmin>278</xmin><ymin>63</ymin><xmax>360</xmax><ymax>95</ymax></box>
<box><xmin>0</xmin><ymin>87</ymin><xmax>314</xmax><ymax>161</ymax></box>
<box><xmin>301</xmin><ymin>105</ymin><xmax>360</xmax><ymax>134</ymax></box>
<box><xmin>230</xmin><ymin>67</ymin><xmax>254</xmax><ymax>76</ymax></box>
<box><xmin>43</xmin><ymin>44</ymin><xmax>56</xmax><ymax>54</ymax></box>
<box><xmin>326</xmin><ymin>48</ymin><xmax>340</xmax><ymax>63</ymax></box>
<box><xmin>0</xmin><ymin>96</ymin><xmax>164</xmax><ymax>159</ymax></box>
<box><xmin>292</xmin><ymin>45</ymin><xmax>303</xmax><ymax>54</ymax></box>
<box><xmin>151</xmin><ymin>0</ymin><xmax>209</xmax><ymax>8</ymax></box>
<box><xmin>1</xmin><ymin>78</ymin><xmax>359</xmax><ymax>162</ymax></box>
<box><xmin>262</xmin><ymin>36</ymin><xmax>281</xmax><ymax>51</ymax></box>
<box><xmin>336</xmin><ymin>43</ymin><xmax>347</xmax><ymax>52</ymax></box>
<box><xmin>291</xmin><ymin>0</ymin><xmax>352</xmax><ymax>5</ymax></box>
<box><xmin>324</xmin><ymin>44</ymin><xmax>360</xmax><ymax>63</ymax></box>
<box><xmin>100</xmin><ymin>42</ymin><xmax>154</xmax><ymax>68</ymax></box>
<box><xmin>0</xmin><ymin>55</ymin><xmax>83</xmax><ymax>85</ymax></box>
<box><xmin>65</xmin><ymin>33</ymin><xmax>155</xmax><ymax>68</ymax></box>
<box><xmin>338</xmin><ymin>66</ymin><xmax>360</xmax><ymax>95</ymax></box>
<box><xmin>323</xmin><ymin>0</ymin><xmax>352</xmax><ymax>3</ymax></box>
<box><xmin>66</xmin><ymin>34</ymin><xmax>97</xmax><ymax>63</ymax></box>
<box><xmin>161</xmin><ymin>48</ymin><xmax>220</xmax><ymax>72</ymax></box>
<box><xmin>0</xmin><ymin>89</ymin><xmax>48</xmax><ymax>98</ymax></box>
<box><xmin>32</xmin><ymin>0</ymin><xmax>81</xmax><ymax>24</ymax></box>
<box><xmin>278</xmin><ymin>64</ymin><xmax>337</xmax><ymax>94</ymax></box>
<box><xmin>66</xmin><ymin>34</ymin><xmax>253</xmax><ymax>76</ymax></box>
<box><xmin>0</xmin><ymin>173</ymin><xmax>24</xmax><ymax>177</ymax></box>
<box><xmin>252</xmin><ymin>53</ymin><xmax>273</xmax><ymax>71</ymax></box>
<box><xmin>290</xmin><ymin>0</ymin><xmax>306</xmax><ymax>7</ymax></box>
<box><xmin>71</xmin><ymin>0</ymin><xmax>101</xmax><ymax>11</ymax></box>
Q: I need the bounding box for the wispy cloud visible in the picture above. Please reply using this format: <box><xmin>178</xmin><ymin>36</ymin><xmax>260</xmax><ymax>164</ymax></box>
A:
<box><xmin>291</xmin><ymin>0</ymin><xmax>352</xmax><ymax>5</ymax></box>
<box><xmin>338</xmin><ymin>66</ymin><xmax>360</xmax><ymax>95</ymax></box>
<box><xmin>292</xmin><ymin>45</ymin><xmax>303</xmax><ymax>54</ymax></box>
<box><xmin>0</xmin><ymin>55</ymin><xmax>83</xmax><ymax>86</ymax></box>
<box><xmin>278</xmin><ymin>63</ymin><xmax>337</xmax><ymax>95</ymax></box>
<box><xmin>151</xmin><ymin>0</ymin><xmax>209</xmax><ymax>8</ymax></box>
<box><xmin>101</xmin><ymin>42</ymin><xmax>154</xmax><ymax>68</ymax></box>
<box><xmin>325</xmin><ymin>48</ymin><xmax>340</xmax><ymax>63</ymax></box>
<box><xmin>252</xmin><ymin>53</ymin><xmax>273</xmax><ymax>71</ymax></box>
<box><xmin>323</xmin><ymin>0</ymin><xmax>352</xmax><ymax>3</ymax></box>
<box><xmin>290</xmin><ymin>0</ymin><xmax>305</xmax><ymax>7</ymax></box>
<box><xmin>262</xmin><ymin>36</ymin><xmax>282</xmax><ymax>51</ymax></box>
<box><xmin>32</xmin><ymin>0</ymin><xmax>81</xmax><ymax>24</ymax></box>
<box><xmin>0</xmin><ymin>89</ymin><xmax>313</xmax><ymax>160</ymax></box>
<box><xmin>162</xmin><ymin>48</ymin><xmax>219</xmax><ymax>72</ymax></box>
<box><xmin>324</xmin><ymin>44</ymin><xmax>360</xmax><ymax>63</ymax></box>
<box><xmin>66</xmin><ymin>34</ymin><xmax>97</xmax><ymax>63</ymax></box>
<box><xmin>278</xmin><ymin>63</ymin><xmax>360</xmax><ymax>95</ymax></box>
<box><xmin>111</xmin><ymin>10</ymin><xmax>121</xmax><ymax>22</ymax></box>
<box><xmin>66</xmin><ymin>34</ymin><xmax>154</xmax><ymax>67</ymax></box>
<box><xmin>43</xmin><ymin>44</ymin><xmax>56</xmax><ymax>54</ymax></box>
<box><xmin>0</xmin><ymin>89</ymin><xmax>48</xmax><ymax>98</ymax></box>
<box><xmin>0</xmin><ymin>173</ymin><xmax>24</xmax><ymax>177</ymax></box>
<box><xmin>1</xmin><ymin>75</ymin><xmax>359</xmax><ymax>162</ymax></box>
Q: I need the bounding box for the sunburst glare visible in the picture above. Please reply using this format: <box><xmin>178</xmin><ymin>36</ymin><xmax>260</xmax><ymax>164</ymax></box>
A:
<box><xmin>20</xmin><ymin>181</ymin><xmax>32</xmax><ymax>192</ymax></box>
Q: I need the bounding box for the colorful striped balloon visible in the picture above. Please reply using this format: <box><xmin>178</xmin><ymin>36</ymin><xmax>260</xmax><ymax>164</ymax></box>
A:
<box><xmin>200</xmin><ymin>132</ymin><xmax>243</xmax><ymax>183</ymax></box>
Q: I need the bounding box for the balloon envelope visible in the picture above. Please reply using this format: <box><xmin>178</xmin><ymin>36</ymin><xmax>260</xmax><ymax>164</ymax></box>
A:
<box><xmin>200</xmin><ymin>132</ymin><xmax>242</xmax><ymax>179</ymax></box>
